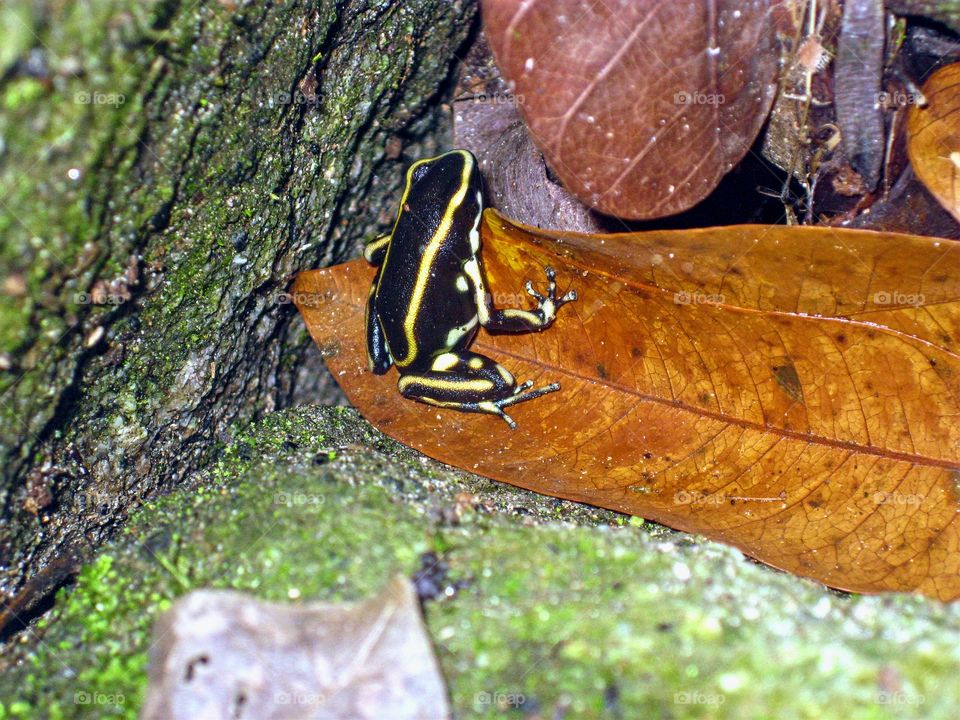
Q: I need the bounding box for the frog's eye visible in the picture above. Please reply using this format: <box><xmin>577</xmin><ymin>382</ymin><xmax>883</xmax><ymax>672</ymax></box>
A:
<box><xmin>410</xmin><ymin>162</ymin><xmax>432</xmax><ymax>184</ymax></box>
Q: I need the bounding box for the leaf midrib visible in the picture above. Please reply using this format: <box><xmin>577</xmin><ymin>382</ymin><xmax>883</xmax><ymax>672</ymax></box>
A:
<box><xmin>478</xmin><ymin>339</ymin><xmax>960</xmax><ymax>471</ymax></box>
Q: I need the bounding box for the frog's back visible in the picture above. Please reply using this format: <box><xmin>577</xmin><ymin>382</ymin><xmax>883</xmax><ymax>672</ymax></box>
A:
<box><xmin>374</xmin><ymin>150</ymin><xmax>484</xmax><ymax>368</ymax></box>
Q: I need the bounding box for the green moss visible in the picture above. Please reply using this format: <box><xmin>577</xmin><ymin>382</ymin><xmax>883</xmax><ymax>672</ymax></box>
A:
<box><xmin>3</xmin><ymin>79</ymin><xmax>45</xmax><ymax>110</ymax></box>
<box><xmin>1</xmin><ymin>406</ymin><xmax>957</xmax><ymax>718</ymax></box>
<box><xmin>1</xmin><ymin>0</ymin><xmax>475</xmax><ymax>596</ymax></box>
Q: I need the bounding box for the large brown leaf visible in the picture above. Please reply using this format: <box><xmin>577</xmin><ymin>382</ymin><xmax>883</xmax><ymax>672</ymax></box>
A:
<box><xmin>481</xmin><ymin>0</ymin><xmax>779</xmax><ymax>219</ymax></box>
<box><xmin>908</xmin><ymin>62</ymin><xmax>960</xmax><ymax>223</ymax></box>
<box><xmin>293</xmin><ymin>211</ymin><xmax>960</xmax><ymax>600</ymax></box>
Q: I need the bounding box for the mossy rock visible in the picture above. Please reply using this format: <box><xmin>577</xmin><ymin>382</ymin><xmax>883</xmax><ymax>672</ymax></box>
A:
<box><xmin>0</xmin><ymin>406</ymin><xmax>956</xmax><ymax>719</ymax></box>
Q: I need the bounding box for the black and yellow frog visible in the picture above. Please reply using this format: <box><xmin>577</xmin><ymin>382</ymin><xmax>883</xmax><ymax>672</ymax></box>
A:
<box><xmin>363</xmin><ymin>149</ymin><xmax>577</xmax><ymax>428</ymax></box>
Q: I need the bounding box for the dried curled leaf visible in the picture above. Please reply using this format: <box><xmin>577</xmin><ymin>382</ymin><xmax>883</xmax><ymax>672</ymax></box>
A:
<box><xmin>481</xmin><ymin>0</ymin><xmax>779</xmax><ymax>219</ymax></box>
<box><xmin>294</xmin><ymin>211</ymin><xmax>960</xmax><ymax>600</ymax></box>
<box><xmin>143</xmin><ymin>576</ymin><xmax>448</xmax><ymax>719</ymax></box>
<box><xmin>908</xmin><ymin>63</ymin><xmax>960</xmax><ymax>223</ymax></box>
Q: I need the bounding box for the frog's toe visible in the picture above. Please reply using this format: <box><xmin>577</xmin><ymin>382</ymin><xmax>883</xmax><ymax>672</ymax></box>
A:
<box><xmin>476</xmin><ymin>380</ymin><xmax>562</xmax><ymax>428</ymax></box>
<box><xmin>558</xmin><ymin>289</ymin><xmax>577</xmax><ymax>305</ymax></box>
<box><xmin>524</xmin><ymin>279</ymin><xmax>544</xmax><ymax>302</ymax></box>
<box><xmin>477</xmin><ymin>401</ymin><xmax>518</xmax><ymax>428</ymax></box>
<box><xmin>544</xmin><ymin>268</ymin><xmax>559</xmax><ymax>295</ymax></box>
<box><xmin>502</xmin><ymin>381</ymin><xmax>560</xmax><ymax>406</ymax></box>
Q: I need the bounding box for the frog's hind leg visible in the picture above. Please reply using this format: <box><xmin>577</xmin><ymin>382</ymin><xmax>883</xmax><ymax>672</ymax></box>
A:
<box><xmin>398</xmin><ymin>352</ymin><xmax>559</xmax><ymax>429</ymax></box>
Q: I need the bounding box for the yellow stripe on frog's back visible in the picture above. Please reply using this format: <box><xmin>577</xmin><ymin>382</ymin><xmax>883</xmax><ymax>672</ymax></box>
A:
<box><xmin>375</xmin><ymin>154</ymin><xmax>436</xmax><ymax>286</ymax></box>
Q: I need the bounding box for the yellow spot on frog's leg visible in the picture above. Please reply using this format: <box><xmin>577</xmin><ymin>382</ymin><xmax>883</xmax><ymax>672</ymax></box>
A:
<box><xmin>468</xmin><ymin>357</ymin><xmax>484</xmax><ymax>370</ymax></box>
<box><xmin>456</xmin><ymin>275</ymin><xmax>469</xmax><ymax>292</ymax></box>
<box><xmin>496</xmin><ymin>364</ymin><xmax>514</xmax><ymax>384</ymax></box>
<box><xmin>431</xmin><ymin>352</ymin><xmax>460</xmax><ymax>372</ymax></box>
<box><xmin>502</xmin><ymin>308</ymin><xmax>536</xmax><ymax>321</ymax></box>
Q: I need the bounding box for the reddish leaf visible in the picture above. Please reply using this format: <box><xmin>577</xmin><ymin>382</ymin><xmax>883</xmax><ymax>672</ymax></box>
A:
<box><xmin>453</xmin><ymin>33</ymin><xmax>607</xmax><ymax>233</ymax></box>
<box><xmin>481</xmin><ymin>0</ymin><xmax>779</xmax><ymax>219</ymax></box>
<box><xmin>908</xmin><ymin>63</ymin><xmax>960</xmax><ymax>224</ymax></box>
<box><xmin>293</xmin><ymin>211</ymin><xmax>960</xmax><ymax>600</ymax></box>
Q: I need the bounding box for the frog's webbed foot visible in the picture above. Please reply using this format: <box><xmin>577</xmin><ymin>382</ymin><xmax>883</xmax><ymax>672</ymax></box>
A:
<box><xmin>524</xmin><ymin>266</ymin><xmax>578</xmax><ymax>323</ymax></box>
<box><xmin>484</xmin><ymin>266</ymin><xmax>577</xmax><ymax>333</ymax></box>
<box><xmin>480</xmin><ymin>380</ymin><xmax>561</xmax><ymax>429</ymax></box>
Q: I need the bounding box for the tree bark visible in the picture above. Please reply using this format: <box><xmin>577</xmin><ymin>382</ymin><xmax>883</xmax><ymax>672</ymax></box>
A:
<box><xmin>0</xmin><ymin>0</ymin><xmax>475</xmax><ymax>622</ymax></box>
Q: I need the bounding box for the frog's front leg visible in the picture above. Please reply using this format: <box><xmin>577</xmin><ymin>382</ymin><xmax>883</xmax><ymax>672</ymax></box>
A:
<box><xmin>398</xmin><ymin>352</ymin><xmax>560</xmax><ymax>429</ymax></box>
<box><xmin>363</xmin><ymin>233</ymin><xmax>391</xmax><ymax>266</ymax></box>
<box><xmin>462</xmin><ymin>259</ymin><xmax>577</xmax><ymax>333</ymax></box>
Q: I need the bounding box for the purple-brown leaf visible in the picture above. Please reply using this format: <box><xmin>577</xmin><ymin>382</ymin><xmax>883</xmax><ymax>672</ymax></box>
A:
<box><xmin>482</xmin><ymin>0</ymin><xmax>779</xmax><ymax>219</ymax></box>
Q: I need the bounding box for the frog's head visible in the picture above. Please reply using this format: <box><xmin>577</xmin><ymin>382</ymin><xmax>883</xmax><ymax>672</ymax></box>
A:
<box><xmin>403</xmin><ymin>149</ymin><xmax>483</xmax><ymax>216</ymax></box>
